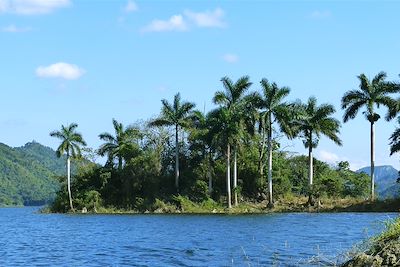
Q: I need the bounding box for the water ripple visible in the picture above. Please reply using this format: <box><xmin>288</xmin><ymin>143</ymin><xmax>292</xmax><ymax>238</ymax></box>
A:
<box><xmin>0</xmin><ymin>208</ymin><xmax>397</xmax><ymax>266</ymax></box>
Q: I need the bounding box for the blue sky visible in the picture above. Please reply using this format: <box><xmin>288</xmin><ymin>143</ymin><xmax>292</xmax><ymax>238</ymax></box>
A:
<box><xmin>1</xmin><ymin>0</ymin><xmax>399</xmax><ymax>170</ymax></box>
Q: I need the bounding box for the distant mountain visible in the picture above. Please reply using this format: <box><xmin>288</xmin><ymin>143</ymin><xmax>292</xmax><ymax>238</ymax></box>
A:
<box><xmin>0</xmin><ymin>141</ymin><xmax>64</xmax><ymax>206</ymax></box>
<box><xmin>357</xmin><ymin>165</ymin><xmax>399</xmax><ymax>199</ymax></box>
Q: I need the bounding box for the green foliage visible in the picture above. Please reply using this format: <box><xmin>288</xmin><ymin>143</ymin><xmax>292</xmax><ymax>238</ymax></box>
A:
<box><xmin>375</xmin><ymin>217</ymin><xmax>400</xmax><ymax>243</ymax></box>
<box><xmin>188</xmin><ymin>180</ymin><xmax>209</xmax><ymax>202</ymax></box>
<box><xmin>0</xmin><ymin>142</ymin><xmax>63</xmax><ymax>206</ymax></box>
<box><xmin>47</xmin><ymin>76</ymin><xmax>378</xmax><ymax>212</ymax></box>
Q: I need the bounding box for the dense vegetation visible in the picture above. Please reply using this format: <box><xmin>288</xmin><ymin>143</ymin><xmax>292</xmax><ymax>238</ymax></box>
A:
<box><xmin>49</xmin><ymin>72</ymin><xmax>400</xmax><ymax>213</ymax></box>
<box><xmin>0</xmin><ymin>141</ymin><xmax>63</xmax><ymax>206</ymax></box>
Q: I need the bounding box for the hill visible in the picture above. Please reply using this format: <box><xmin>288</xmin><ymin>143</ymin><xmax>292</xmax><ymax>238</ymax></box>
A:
<box><xmin>357</xmin><ymin>165</ymin><xmax>399</xmax><ymax>199</ymax></box>
<box><xmin>0</xmin><ymin>141</ymin><xmax>64</xmax><ymax>206</ymax></box>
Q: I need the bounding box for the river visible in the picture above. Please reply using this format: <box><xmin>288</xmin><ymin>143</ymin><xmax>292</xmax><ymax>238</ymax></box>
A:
<box><xmin>0</xmin><ymin>207</ymin><xmax>396</xmax><ymax>266</ymax></box>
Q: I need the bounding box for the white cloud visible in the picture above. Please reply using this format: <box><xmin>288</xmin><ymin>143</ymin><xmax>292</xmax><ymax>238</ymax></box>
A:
<box><xmin>318</xmin><ymin>150</ymin><xmax>340</xmax><ymax>164</ymax></box>
<box><xmin>309</xmin><ymin>10</ymin><xmax>331</xmax><ymax>20</ymax></box>
<box><xmin>0</xmin><ymin>0</ymin><xmax>71</xmax><ymax>15</ymax></box>
<box><xmin>141</xmin><ymin>8</ymin><xmax>226</xmax><ymax>33</ymax></box>
<box><xmin>141</xmin><ymin>14</ymin><xmax>188</xmax><ymax>32</ymax></box>
<box><xmin>124</xmin><ymin>0</ymin><xmax>137</xmax><ymax>13</ymax></box>
<box><xmin>1</xmin><ymin>24</ymin><xmax>31</xmax><ymax>32</ymax></box>
<box><xmin>36</xmin><ymin>62</ymin><xmax>85</xmax><ymax>80</ymax></box>
<box><xmin>184</xmin><ymin>8</ymin><xmax>225</xmax><ymax>28</ymax></box>
<box><xmin>222</xmin><ymin>53</ymin><xmax>238</xmax><ymax>63</ymax></box>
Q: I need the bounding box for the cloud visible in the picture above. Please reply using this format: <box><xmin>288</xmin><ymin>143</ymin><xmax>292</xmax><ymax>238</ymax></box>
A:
<box><xmin>0</xmin><ymin>0</ymin><xmax>71</xmax><ymax>15</ymax></box>
<box><xmin>184</xmin><ymin>8</ymin><xmax>225</xmax><ymax>28</ymax></box>
<box><xmin>36</xmin><ymin>62</ymin><xmax>85</xmax><ymax>80</ymax></box>
<box><xmin>318</xmin><ymin>150</ymin><xmax>340</xmax><ymax>164</ymax></box>
<box><xmin>141</xmin><ymin>14</ymin><xmax>188</xmax><ymax>32</ymax></box>
<box><xmin>141</xmin><ymin>8</ymin><xmax>226</xmax><ymax>33</ymax></box>
<box><xmin>124</xmin><ymin>0</ymin><xmax>137</xmax><ymax>13</ymax></box>
<box><xmin>1</xmin><ymin>24</ymin><xmax>31</xmax><ymax>32</ymax></box>
<box><xmin>222</xmin><ymin>53</ymin><xmax>238</xmax><ymax>63</ymax></box>
<box><xmin>309</xmin><ymin>10</ymin><xmax>332</xmax><ymax>20</ymax></box>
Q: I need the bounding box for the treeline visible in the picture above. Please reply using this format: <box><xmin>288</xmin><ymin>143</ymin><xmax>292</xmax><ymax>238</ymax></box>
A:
<box><xmin>50</xmin><ymin>72</ymin><xmax>400</xmax><ymax>212</ymax></box>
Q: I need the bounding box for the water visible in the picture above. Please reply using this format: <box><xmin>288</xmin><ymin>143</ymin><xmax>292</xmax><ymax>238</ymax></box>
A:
<box><xmin>0</xmin><ymin>207</ymin><xmax>396</xmax><ymax>266</ymax></box>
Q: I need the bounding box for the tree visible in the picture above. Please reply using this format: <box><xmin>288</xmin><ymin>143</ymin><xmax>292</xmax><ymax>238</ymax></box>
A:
<box><xmin>389</xmin><ymin>117</ymin><xmax>400</xmax><ymax>156</ymax></box>
<box><xmin>50</xmin><ymin>123</ymin><xmax>86</xmax><ymax>212</ymax></box>
<box><xmin>213</xmin><ymin>76</ymin><xmax>252</xmax><ymax>206</ymax></box>
<box><xmin>341</xmin><ymin>72</ymin><xmax>399</xmax><ymax>200</ymax></box>
<box><xmin>149</xmin><ymin>93</ymin><xmax>196</xmax><ymax>191</ymax></box>
<box><xmin>207</xmin><ymin>108</ymin><xmax>241</xmax><ymax>208</ymax></box>
<box><xmin>98</xmin><ymin>119</ymin><xmax>141</xmax><ymax>170</ymax></box>
<box><xmin>189</xmin><ymin>110</ymin><xmax>214</xmax><ymax>194</ymax></box>
<box><xmin>295</xmin><ymin>97</ymin><xmax>342</xmax><ymax>205</ymax></box>
<box><xmin>251</xmin><ymin>79</ymin><xmax>293</xmax><ymax>208</ymax></box>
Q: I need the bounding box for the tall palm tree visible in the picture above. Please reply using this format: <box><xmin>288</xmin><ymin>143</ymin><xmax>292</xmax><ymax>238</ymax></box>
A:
<box><xmin>98</xmin><ymin>119</ymin><xmax>140</xmax><ymax>170</ymax></box>
<box><xmin>213</xmin><ymin>76</ymin><xmax>252</xmax><ymax>206</ymax></box>
<box><xmin>207</xmin><ymin>108</ymin><xmax>241</xmax><ymax>208</ymax></box>
<box><xmin>149</xmin><ymin>93</ymin><xmax>196</xmax><ymax>191</ymax></box>
<box><xmin>50</xmin><ymin>123</ymin><xmax>86</xmax><ymax>212</ymax></box>
<box><xmin>251</xmin><ymin>79</ymin><xmax>293</xmax><ymax>208</ymax></box>
<box><xmin>295</xmin><ymin>97</ymin><xmax>342</xmax><ymax>205</ymax></box>
<box><xmin>341</xmin><ymin>72</ymin><xmax>399</xmax><ymax>200</ymax></box>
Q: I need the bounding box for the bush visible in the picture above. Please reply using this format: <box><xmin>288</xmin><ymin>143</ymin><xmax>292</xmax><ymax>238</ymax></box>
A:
<box><xmin>189</xmin><ymin>180</ymin><xmax>209</xmax><ymax>202</ymax></box>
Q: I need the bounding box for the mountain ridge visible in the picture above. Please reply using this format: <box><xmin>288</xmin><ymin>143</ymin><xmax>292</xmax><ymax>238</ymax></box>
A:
<box><xmin>0</xmin><ymin>141</ymin><xmax>64</xmax><ymax>206</ymax></box>
<box><xmin>357</xmin><ymin>165</ymin><xmax>399</xmax><ymax>199</ymax></box>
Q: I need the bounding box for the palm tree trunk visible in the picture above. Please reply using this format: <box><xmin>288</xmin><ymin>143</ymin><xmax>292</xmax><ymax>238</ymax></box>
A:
<box><xmin>227</xmin><ymin>144</ymin><xmax>232</xmax><ymax>208</ymax></box>
<box><xmin>371</xmin><ymin>122</ymin><xmax>375</xmax><ymax>200</ymax></box>
<box><xmin>308</xmin><ymin>133</ymin><xmax>314</xmax><ymax>206</ymax></box>
<box><xmin>175</xmin><ymin>125</ymin><xmax>180</xmax><ymax>191</ymax></box>
<box><xmin>233</xmin><ymin>148</ymin><xmax>238</xmax><ymax>206</ymax></box>
<box><xmin>258</xmin><ymin>121</ymin><xmax>266</xmax><ymax>187</ymax></box>
<box><xmin>208</xmin><ymin>151</ymin><xmax>213</xmax><ymax>195</ymax></box>
<box><xmin>67</xmin><ymin>156</ymin><xmax>74</xmax><ymax>212</ymax></box>
<box><xmin>267</xmin><ymin>119</ymin><xmax>274</xmax><ymax>208</ymax></box>
<box><xmin>118</xmin><ymin>156</ymin><xmax>122</xmax><ymax>171</ymax></box>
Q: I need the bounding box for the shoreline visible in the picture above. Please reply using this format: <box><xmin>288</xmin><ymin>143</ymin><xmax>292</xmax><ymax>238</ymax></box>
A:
<box><xmin>41</xmin><ymin>197</ymin><xmax>400</xmax><ymax>215</ymax></box>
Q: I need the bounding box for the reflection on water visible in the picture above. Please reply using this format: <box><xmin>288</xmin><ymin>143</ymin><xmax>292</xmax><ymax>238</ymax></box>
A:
<box><xmin>0</xmin><ymin>207</ymin><xmax>396</xmax><ymax>266</ymax></box>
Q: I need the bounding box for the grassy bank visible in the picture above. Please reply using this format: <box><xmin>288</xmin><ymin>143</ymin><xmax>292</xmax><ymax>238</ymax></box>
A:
<box><xmin>343</xmin><ymin>217</ymin><xmax>400</xmax><ymax>266</ymax></box>
<box><xmin>44</xmin><ymin>196</ymin><xmax>400</xmax><ymax>214</ymax></box>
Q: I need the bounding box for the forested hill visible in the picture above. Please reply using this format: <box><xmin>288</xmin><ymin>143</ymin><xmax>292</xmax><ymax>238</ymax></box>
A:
<box><xmin>0</xmin><ymin>141</ymin><xmax>64</xmax><ymax>206</ymax></box>
<box><xmin>357</xmin><ymin>166</ymin><xmax>399</xmax><ymax>199</ymax></box>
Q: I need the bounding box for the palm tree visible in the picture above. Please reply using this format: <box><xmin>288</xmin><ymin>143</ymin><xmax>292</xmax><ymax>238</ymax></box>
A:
<box><xmin>251</xmin><ymin>79</ymin><xmax>293</xmax><ymax>208</ymax></box>
<box><xmin>207</xmin><ymin>108</ymin><xmax>241</xmax><ymax>208</ymax></box>
<box><xmin>50</xmin><ymin>123</ymin><xmax>86</xmax><ymax>212</ymax></box>
<box><xmin>149</xmin><ymin>93</ymin><xmax>196</xmax><ymax>191</ymax></box>
<box><xmin>341</xmin><ymin>72</ymin><xmax>399</xmax><ymax>200</ymax></box>
<box><xmin>213</xmin><ymin>76</ymin><xmax>252</xmax><ymax>206</ymax></box>
<box><xmin>98</xmin><ymin>119</ymin><xmax>140</xmax><ymax>170</ymax></box>
<box><xmin>295</xmin><ymin>97</ymin><xmax>342</xmax><ymax>205</ymax></box>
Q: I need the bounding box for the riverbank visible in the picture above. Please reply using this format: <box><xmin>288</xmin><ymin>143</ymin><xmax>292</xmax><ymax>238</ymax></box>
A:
<box><xmin>44</xmin><ymin>196</ymin><xmax>400</xmax><ymax>214</ymax></box>
<box><xmin>342</xmin><ymin>217</ymin><xmax>400</xmax><ymax>266</ymax></box>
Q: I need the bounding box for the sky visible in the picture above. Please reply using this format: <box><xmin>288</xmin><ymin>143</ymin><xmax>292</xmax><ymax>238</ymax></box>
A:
<box><xmin>0</xmin><ymin>0</ymin><xmax>399</xmax><ymax>170</ymax></box>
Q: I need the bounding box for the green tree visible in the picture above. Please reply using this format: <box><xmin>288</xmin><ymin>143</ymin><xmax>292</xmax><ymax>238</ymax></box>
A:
<box><xmin>389</xmin><ymin>117</ymin><xmax>400</xmax><ymax>156</ymax></box>
<box><xmin>208</xmin><ymin>108</ymin><xmax>241</xmax><ymax>208</ymax></box>
<box><xmin>189</xmin><ymin>110</ymin><xmax>214</xmax><ymax>194</ymax></box>
<box><xmin>251</xmin><ymin>79</ymin><xmax>293</xmax><ymax>207</ymax></box>
<box><xmin>149</xmin><ymin>93</ymin><xmax>196</xmax><ymax>191</ymax></box>
<box><xmin>295</xmin><ymin>97</ymin><xmax>342</xmax><ymax>205</ymax></box>
<box><xmin>213</xmin><ymin>76</ymin><xmax>252</xmax><ymax>206</ymax></box>
<box><xmin>342</xmin><ymin>72</ymin><xmax>399</xmax><ymax>200</ymax></box>
<box><xmin>98</xmin><ymin>119</ymin><xmax>140</xmax><ymax>170</ymax></box>
<box><xmin>50</xmin><ymin>123</ymin><xmax>86</xmax><ymax>212</ymax></box>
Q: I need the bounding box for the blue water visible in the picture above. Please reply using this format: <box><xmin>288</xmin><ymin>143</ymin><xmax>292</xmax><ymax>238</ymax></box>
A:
<box><xmin>0</xmin><ymin>208</ymin><xmax>396</xmax><ymax>266</ymax></box>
